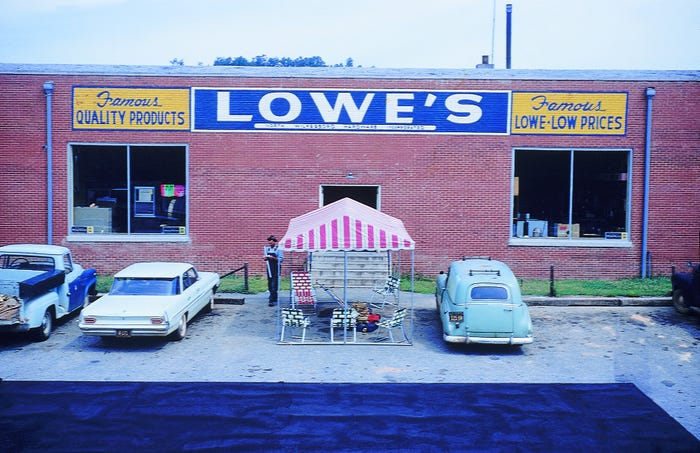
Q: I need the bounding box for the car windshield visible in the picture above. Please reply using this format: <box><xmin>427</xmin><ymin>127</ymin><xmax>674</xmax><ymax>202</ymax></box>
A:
<box><xmin>110</xmin><ymin>277</ymin><xmax>179</xmax><ymax>296</ymax></box>
<box><xmin>470</xmin><ymin>286</ymin><xmax>508</xmax><ymax>300</ymax></box>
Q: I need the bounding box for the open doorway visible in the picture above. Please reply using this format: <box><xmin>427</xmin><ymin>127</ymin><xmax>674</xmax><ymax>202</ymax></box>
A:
<box><xmin>321</xmin><ymin>185</ymin><xmax>379</xmax><ymax>209</ymax></box>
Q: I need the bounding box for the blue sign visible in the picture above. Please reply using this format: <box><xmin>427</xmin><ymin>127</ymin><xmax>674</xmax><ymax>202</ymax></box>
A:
<box><xmin>192</xmin><ymin>88</ymin><xmax>510</xmax><ymax>134</ymax></box>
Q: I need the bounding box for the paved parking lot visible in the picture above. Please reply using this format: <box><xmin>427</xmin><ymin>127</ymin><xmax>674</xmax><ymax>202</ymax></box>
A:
<box><xmin>1</xmin><ymin>291</ymin><xmax>698</xmax><ymax>439</ymax></box>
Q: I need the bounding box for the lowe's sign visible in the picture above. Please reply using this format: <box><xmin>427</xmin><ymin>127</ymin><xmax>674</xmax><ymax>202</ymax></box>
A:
<box><xmin>192</xmin><ymin>88</ymin><xmax>510</xmax><ymax>134</ymax></box>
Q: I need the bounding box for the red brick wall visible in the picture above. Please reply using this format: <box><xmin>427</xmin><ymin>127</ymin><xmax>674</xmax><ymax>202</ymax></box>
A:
<box><xmin>1</xmin><ymin>72</ymin><xmax>698</xmax><ymax>280</ymax></box>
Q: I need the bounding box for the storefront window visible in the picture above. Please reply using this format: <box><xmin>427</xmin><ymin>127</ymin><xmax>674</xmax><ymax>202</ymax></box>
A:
<box><xmin>512</xmin><ymin>149</ymin><xmax>630</xmax><ymax>241</ymax></box>
<box><xmin>70</xmin><ymin>144</ymin><xmax>187</xmax><ymax>235</ymax></box>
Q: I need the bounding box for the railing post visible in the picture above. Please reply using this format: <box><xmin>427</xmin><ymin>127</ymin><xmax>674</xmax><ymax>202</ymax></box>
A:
<box><xmin>549</xmin><ymin>265</ymin><xmax>556</xmax><ymax>297</ymax></box>
<box><xmin>243</xmin><ymin>262</ymin><xmax>249</xmax><ymax>292</ymax></box>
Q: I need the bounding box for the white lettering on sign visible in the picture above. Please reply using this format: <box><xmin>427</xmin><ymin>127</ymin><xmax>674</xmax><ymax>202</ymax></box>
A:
<box><xmin>217</xmin><ymin>91</ymin><xmax>253</xmax><ymax>122</ymax></box>
<box><xmin>215</xmin><ymin>91</ymin><xmax>484</xmax><ymax>125</ymax></box>
<box><xmin>445</xmin><ymin>94</ymin><xmax>483</xmax><ymax>124</ymax></box>
<box><xmin>385</xmin><ymin>93</ymin><xmax>414</xmax><ymax>124</ymax></box>
<box><xmin>310</xmin><ymin>92</ymin><xmax>374</xmax><ymax>123</ymax></box>
<box><xmin>259</xmin><ymin>92</ymin><xmax>302</xmax><ymax>122</ymax></box>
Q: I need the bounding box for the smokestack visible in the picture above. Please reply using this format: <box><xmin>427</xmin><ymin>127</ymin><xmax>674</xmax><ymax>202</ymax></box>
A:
<box><xmin>506</xmin><ymin>3</ymin><xmax>512</xmax><ymax>69</ymax></box>
<box><xmin>476</xmin><ymin>55</ymin><xmax>494</xmax><ymax>69</ymax></box>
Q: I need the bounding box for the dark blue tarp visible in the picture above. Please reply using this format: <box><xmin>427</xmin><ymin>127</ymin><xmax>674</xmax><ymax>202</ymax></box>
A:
<box><xmin>1</xmin><ymin>381</ymin><xmax>697</xmax><ymax>452</ymax></box>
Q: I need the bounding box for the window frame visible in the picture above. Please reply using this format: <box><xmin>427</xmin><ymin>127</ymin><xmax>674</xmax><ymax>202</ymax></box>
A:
<box><xmin>509</xmin><ymin>147</ymin><xmax>633</xmax><ymax>248</ymax></box>
<box><xmin>66</xmin><ymin>142</ymin><xmax>190</xmax><ymax>243</ymax></box>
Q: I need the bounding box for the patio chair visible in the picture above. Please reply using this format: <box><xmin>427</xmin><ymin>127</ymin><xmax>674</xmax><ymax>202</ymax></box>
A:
<box><xmin>330</xmin><ymin>308</ymin><xmax>359</xmax><ymax>343</ymax></box>
<box><xmin>280</xmin><ymin>308</ymin><xmax>310</xmax><ymax>343</ymax></box>
<box><xmin>370</xmin><ymin>274</ymin><xmax>401</xmax><ymax>309</ymax></box>
<box><xmin>376</xmin><ymin>307</ymin><xmax>408</xmax><ymax>343</ymax></box>
<box><xmin>316</xmin><ymin>282</ymin><xmax>345</xmax><ymax>307</ymax></box>
<box><xmin>290</xmin><ymin>271</ymin><xmax>317</xmax><ymax>313</ymax></box>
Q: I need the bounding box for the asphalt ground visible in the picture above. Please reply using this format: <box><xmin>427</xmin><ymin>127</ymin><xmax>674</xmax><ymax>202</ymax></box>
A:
<box><xmin>0</xmin><ymin>290</ymin><xmax>698</xmax><ymax>440</ymax></box>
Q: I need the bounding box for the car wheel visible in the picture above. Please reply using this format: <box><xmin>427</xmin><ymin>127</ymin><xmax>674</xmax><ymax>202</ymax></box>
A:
<box><xmin>203</xmin><ymin>291</ymin><xmax>215</xmax><ymax>313</ymax></box>
<box><xmin>171</xmin><ymin>314</ymin><xmax>187</xmax><ymax>341</ymax></box>
<box><xmin>672</xmin><ymin>289</ymin><xmax>691</xmax><ymax>315</ymax></box>
<box><xmin>31</xmin><ymin>309</ymin><xmax>53</xmax><ymax>342</ymax></box>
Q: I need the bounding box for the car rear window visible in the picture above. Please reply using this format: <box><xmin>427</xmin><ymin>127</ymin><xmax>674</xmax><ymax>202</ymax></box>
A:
<box><xmin>470</xmin><ymin>286</ymin><xmax>508</xmax><ymax>300</ymax></box>
<box><xmin>111</xmin><ymin>277</ymin><xmax>179</xmax><ymax>296</ymax></box>
<box><xmin>0</xmin><ymin>254</ymin><xmax>55</xmax><ymax>271</ymax></box>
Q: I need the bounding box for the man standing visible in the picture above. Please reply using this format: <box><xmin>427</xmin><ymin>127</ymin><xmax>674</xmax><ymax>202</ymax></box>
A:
<box><xmin>264</xmin><ymin>235</ymin><xmax>284</xmax><ymax>306</ymax></box>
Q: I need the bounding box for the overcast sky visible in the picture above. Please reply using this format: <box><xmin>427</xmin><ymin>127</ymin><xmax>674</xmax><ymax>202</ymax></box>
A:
<box><xmin>1</xmin><ymin>0</ymin><xmax>698</xmax><ymax>70</ymax></box>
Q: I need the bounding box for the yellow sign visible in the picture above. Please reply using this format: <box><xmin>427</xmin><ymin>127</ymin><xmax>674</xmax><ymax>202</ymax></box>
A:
<box><xmin>73</xmin><ymin>87</ymin><xmax>190</xmax><ymax>130</ymax></box>
<box><xmin>511</xmin><ymin>92</ymin><xmax>627</xmax><ymax>135</ymax></box>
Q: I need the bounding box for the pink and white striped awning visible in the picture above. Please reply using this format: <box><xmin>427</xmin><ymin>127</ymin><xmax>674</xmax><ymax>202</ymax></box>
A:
<box><xmin>280</xmin><ymin>198</ymin><xmax>415</xmax><ymax>252</ymax></box>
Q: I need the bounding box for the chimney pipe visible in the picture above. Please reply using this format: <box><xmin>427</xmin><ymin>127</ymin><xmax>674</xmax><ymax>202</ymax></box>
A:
<box><xmin>506</xmin><ymin>4</ymin><xmax>512</xmax><ymax>69</ymax></box>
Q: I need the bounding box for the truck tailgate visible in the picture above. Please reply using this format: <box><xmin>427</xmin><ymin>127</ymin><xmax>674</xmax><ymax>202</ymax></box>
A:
<box><xmin>0</xmin><ymin>294</ymin><xmax>21</xmax><ymax>321</ymax></box>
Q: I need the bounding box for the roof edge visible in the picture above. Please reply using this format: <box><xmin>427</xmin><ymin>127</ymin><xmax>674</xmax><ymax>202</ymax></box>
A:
<box><xmin>1</xmin><ymin>63</ymin><xmax>698</xmax><ymax>82</ymax></box>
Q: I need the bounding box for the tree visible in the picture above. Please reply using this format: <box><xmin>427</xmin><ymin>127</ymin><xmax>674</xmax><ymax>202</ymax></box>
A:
<box><xmin>213</xmin><ymin>55</ymin><xmax>355</xmax><ymax>67</ymax></box>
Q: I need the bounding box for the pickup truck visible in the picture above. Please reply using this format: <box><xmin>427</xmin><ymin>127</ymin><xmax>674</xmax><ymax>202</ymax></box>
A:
<box><xmin>0</xmin><ymin>244</ymin><xmax>97</xmax><ymax>341</ymax></box>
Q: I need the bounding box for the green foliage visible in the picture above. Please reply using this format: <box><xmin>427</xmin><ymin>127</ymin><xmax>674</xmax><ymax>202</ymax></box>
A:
<box><xmin>96</xmin><ymin>276</ymin><xmax>112</xmax><ymax>293</ymax></box>
<box><xmin>213</xmin><ymin>55</ymin><xmax>354</xmax><ymax>67</ymax></box>
<box><xmin>520</xmin><ymin>277</ymin><xmax>671</xmax><ymax>297</ymax></box>
<box><xmin>97</xmin><ymin>274</ymin><xmax>671</xmax><ymax>297</ymax></box>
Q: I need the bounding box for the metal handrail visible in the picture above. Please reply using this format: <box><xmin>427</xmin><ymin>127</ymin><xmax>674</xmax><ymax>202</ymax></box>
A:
<box><xmin>220</xmin><ymin>262</ymin><xmax>249</xmax><ymax>291</ymax></box>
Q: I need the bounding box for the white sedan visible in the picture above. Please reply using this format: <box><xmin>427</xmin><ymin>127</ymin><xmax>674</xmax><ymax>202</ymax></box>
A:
<box><xmin>79</xmin><ymin>262</ymin><xmax>220</xmax><ymax>341</ymax></box>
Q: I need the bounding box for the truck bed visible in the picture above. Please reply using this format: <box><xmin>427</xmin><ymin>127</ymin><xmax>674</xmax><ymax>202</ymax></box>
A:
<box><xmin>0</xmin><ymin>269</ymin><xmax>66</xmax><ymax>299</ymax></box>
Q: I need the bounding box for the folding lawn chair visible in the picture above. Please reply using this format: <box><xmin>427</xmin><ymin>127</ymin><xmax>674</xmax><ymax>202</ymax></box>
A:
<box><xmin>290</xmin><ymin>271</ymin><xmax>317</xmax><ymax>313</ymax></box>
<box><xmin>376</xmin><ymin>307</ymin><xmax>408</xmax><ymax>343</ymax></box>
<box><xmin>280</xmin><ymin>308</ymin><xmax>310</xmax><ymax>343</ymax></box>
<box><xmin>330</xmin><ymin>307</ymin><xmax>359</xmax><ymax>343</ymax></box>
<box><xmin>370</xmin><ymin>274</ymin><xmax>401</xmax><ymax>309</ymax></box>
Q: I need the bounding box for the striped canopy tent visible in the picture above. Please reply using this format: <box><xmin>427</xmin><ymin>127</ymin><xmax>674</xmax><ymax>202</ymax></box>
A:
<box><xmin>279</xmin><ymin>198</ymin><xmax>416</xmax><ymax>344</ymax></box>
<box><xmin>280</xmin><ymin>197</ymin><xmax>415</xmax><ymax>252</ymax></box>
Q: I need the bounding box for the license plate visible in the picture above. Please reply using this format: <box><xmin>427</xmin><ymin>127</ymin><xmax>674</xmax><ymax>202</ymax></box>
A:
<box><xmin>116</xmin><ymin>329</ymin><xmax>131</xmax><ymax>337</ymax></box>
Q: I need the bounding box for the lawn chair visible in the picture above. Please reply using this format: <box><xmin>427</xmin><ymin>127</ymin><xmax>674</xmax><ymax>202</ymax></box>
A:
<box><xmin>316</xmin><ymin>282</ymin><xmax>346</xmax><ymax>307</ymax></box>
<box><xmin>290</xmin><ymin>271</ymin><xmax>317</xmax><ymax>313</ymax></box>
<box><xmin>280</xmin><ymin>308</ymin><xmax>310</xmax><ymax>343</ymax></box>
<box><xmin>330</xmin><ymin>308</ymin><xmax>359</xmax><ymax>343</ymax></box>
<box><xmin>370</xmin><ymin>275</ymin><xmax>401</xmax><ymax>309</ymax></box>
<box><xmin>376</xmin><ymin>307</ymin><xmax>408</xmax><ymax>343</ymax></box>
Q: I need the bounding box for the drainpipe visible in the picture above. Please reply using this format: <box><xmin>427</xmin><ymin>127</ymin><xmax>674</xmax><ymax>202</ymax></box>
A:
<box><xmin>43</xmin><ymin>81</ymin><xmax>54</xmax><ymax>245</ymax></box>
<box><xmin>641</xmin><ymin>87</ymin><xmax>655</xmax><ymax>278</ymax></box>
<box><xmin>505</xmin><ymin>4</ymin><xmax>513</xmax><ymax>69</ymax></box>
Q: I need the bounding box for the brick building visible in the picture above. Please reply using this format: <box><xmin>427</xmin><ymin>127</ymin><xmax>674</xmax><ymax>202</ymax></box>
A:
<box><xmin>0</xmin><ymin>64</ymin><xmax>698</xmax><ymax>279</ymax></box>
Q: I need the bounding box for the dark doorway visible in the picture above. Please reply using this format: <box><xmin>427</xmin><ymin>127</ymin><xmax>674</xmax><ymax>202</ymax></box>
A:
<box><xmin>321</xmin><ymin>185</ymin><xmax>379</xmax><ymax>209</ymax></box>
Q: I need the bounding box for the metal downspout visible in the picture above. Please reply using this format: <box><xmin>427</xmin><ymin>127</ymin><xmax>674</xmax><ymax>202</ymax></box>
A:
<box><xmin>43</xmin><ymin>81</ymin><xmax>54</xmax><ymax>245</ymax></box>
<box><xmin>641</xmin><ymin>87</ymin><xmax>656</xmax><ymax>277</ymax></box>
<box><xmin>505</xmin><ymin>4</ymin><xmax>512</xmax><ymax>69</ymax></box>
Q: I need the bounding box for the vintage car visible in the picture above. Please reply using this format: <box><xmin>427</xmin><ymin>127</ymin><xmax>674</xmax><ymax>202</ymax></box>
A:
<box><xmin>436</xmin><ymin>257</ymin><xmax>533</xmax><ymax>345</ymax></box>
<box><xmin>79</xmin><ymin>262</ymin><xmax>219</xmax><ymax>340</ymax></box>
<box><xmin>671</xmin><ymin>262</ymin><xmax>700</xmax><ymax>315</ymax></box>
<box><xmin>0</xmin><ymin>244</ymin><xmax>97</xmax><ymax>341</ymax></box>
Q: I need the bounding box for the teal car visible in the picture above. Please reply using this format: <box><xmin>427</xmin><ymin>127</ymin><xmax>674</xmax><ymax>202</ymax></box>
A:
<box><xmin>436</xmin><ymin>258</ymin><xmax>533</xmax><ymax>345</ymax></box>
